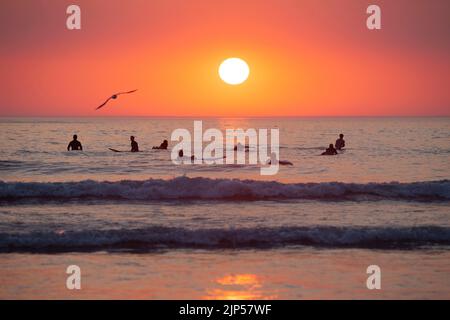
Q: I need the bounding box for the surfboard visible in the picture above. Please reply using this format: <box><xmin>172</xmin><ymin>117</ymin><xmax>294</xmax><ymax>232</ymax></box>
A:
<box><xmin>109</xmin><ymin>148</ymin><xmax>144</xmax><ymax>153</ymax></box>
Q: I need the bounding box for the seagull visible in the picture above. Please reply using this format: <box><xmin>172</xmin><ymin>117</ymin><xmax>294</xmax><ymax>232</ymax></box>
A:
<box><xmin>95</xmin><ymin>89</ymin><xmax>138</xmax><ymax>110</ymax></box>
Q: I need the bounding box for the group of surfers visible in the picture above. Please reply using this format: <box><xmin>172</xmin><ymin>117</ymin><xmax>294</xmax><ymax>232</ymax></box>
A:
<box><xmin>67</xmin><ymin>133</ymin><xmax>346</xmax><ymax>157</ymax></box>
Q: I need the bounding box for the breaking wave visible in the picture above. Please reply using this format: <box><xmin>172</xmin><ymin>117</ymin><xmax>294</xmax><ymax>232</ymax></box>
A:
<box><xmin>0</xmin><ymin>177</ymin><xmax>449</xmax><ymax>202</ymax></box>
<box><xmin>1</xmin><ymin>226</ymin><xmax>449</xmax><ymax>253</ymax></box>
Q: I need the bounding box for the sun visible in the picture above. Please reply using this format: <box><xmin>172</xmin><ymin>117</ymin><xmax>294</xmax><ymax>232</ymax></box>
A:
<box><xmin>218</xmin><ymin>58</ymin><xmax>250</xmax><ymax>85</ymax></box>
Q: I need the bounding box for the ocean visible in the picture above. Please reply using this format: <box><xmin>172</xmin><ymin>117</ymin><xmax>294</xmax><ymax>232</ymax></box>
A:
<box><xmin>0</xmin><ymin>117</ymin><xmax>449</xmax><ymax>299</ymax></box>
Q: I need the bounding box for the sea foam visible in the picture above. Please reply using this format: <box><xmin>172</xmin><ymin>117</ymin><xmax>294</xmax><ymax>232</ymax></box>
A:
<box><xmin>1</xmin><ymin>225</ymin><xmax>449</xmax><ymax>253</ymax></box>
<box><xmin>0</xmin><ymin>177</ymin><xmax>449</xmax><ymax>202</ymax></box>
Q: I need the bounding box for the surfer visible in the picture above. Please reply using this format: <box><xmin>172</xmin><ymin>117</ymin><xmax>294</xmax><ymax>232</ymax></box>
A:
<box><xmin>321</xmin><ymin>144</ymin><xmax>338</xmax><ymax>155</ymax></box>
<box><xmin>335</xmin><ymin>133</ymin><xmax>345</xmax><ymax>150</ymax></box>
<box><xmin>153</xmin><ymin>140</ymin><xmax>168</xmax><ymax>150</ymax></box>
<box><xmin>233</xmin><ymin>142</ymin><xmax>250</xmax><ymax>152</ymax></box>
<box><xmin>67</xmin><ymin>134</ymin><xmax>83</xmax><ymax>151</ymax></box>
<box><xmin>267</xmin><ymin>152</ymin><xmax>293</xmax><ymax>165</ymax></box>
<box><xmin>130</xmin><ymin>136</ymin><xmax>139</xmax><ymax>152</ymax></box>
<box><xmin>177</xmin><ymin>149</ymin><xmax>196</xmax><ymax>162</ymax></box>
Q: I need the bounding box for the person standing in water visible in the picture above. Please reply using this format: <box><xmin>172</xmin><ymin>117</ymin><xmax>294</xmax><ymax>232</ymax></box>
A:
<box><xmin>130</xmin><ymin>136</ymin><xmax>139</xmax><ymax>152</ymax></box>
<box><xmin>335</xmin><ymin>133</ymin><xmax>345</xmax><ymax>150</ymax></box>
<box><xmin>67</xmin><ymin>134</ymin><xmax>83</xmax><ymax>151</ymax></box>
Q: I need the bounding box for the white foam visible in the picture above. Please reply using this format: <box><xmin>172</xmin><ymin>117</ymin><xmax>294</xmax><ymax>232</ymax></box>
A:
<box><xmin>0</xmin><ymin>226</ymin><xmax>448</xmax><ymax>252</ymax></box>
<box><xmin>0</xmin><ymin>177</ymin><xmax>449</xmax><ymax>201</ymax></box>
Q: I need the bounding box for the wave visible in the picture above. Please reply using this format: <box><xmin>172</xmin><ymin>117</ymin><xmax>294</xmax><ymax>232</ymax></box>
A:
<box><xmin>1</xmin><ymin>226</ymin><xmax>448</xmax><ymax>253</ymax></box>
<box><xmin>0</xmin><ymin>177</ymin><xmax>449</xmax><ymax>202</ymax></box>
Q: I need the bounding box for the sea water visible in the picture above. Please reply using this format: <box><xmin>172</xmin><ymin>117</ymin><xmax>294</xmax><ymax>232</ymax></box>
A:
<box><xmin>0</xmin><ymin>117</ymin><xmax>449</xmax><ymax>299</ymax></box>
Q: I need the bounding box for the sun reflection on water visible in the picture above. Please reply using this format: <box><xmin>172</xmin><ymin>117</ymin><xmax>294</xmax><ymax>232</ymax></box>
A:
<box><xmin>203</xmin><ymin>274</ymin><xmax>277</xmax><ymax>300</ymax></box>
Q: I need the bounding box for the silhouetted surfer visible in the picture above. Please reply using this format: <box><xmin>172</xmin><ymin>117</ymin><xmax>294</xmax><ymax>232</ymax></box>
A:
<box><xmin>335</xmin><ymin>133</ymin><xmax>345</xmax><ymax>150</ymax></box>
<box><xmin>322</xmin><ymin>144</ymin><xmax>338</xmax><ymax>155</ymax></box>
<box><xmin>233</xmin><ymin>142</ymin><xmax>250</xmax><ymax>152</ymax></box>
<box><xmin>178</xmin><ymin>149</ymin><xmax>196</xmax><ymax>162</ymax></box>
<box><xmin>267</xmin><ymin>152</ymin><xmax>293</xmax><ymax>165</ymax></box>
<box><xmin>153</xmin><ymin>140</ymin><xmax>168</xmax><ymax>150</ymax></box>
<box><xmin>130</xmin><ymin>136</ymin><xmax>139</xmax><ymax>152</ymax></box>
<box><xmin>67</xmin><ymin>134</ymin><xmax>82</xmax><ymax>151</ymax></box>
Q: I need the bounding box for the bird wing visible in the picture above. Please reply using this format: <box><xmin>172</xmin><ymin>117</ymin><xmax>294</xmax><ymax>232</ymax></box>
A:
<box><xmin>116</xmin><ymin>89</ymin><xmax>138</xmax><ymax>96</ymax></box>
<box><xmin>95</xmin><ymin>90</ymin><xmax>137</xmax><ymax>110</ymax></box>
<box><xmin>95</xmin><ymin>96</ymin><xmax>113</xmax><ymax>110</ymax></box>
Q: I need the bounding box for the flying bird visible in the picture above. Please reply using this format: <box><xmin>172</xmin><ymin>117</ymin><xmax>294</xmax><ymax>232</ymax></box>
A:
<box><xmin>95</xmin><ymin>89</ymin><xmax>138</xmax><ymax>110</ymax></box>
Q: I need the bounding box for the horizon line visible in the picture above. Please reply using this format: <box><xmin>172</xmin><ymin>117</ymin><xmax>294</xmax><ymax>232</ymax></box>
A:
<box><xmin>0</xmin><ymin>115</ymin><xmax>449</xmax><ymax>118</ymax></box>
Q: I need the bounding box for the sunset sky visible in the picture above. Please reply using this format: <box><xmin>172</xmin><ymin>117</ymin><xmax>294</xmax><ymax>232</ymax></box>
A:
<box><xmin>0</xmin><ymin>0</ymin><xmax>449</xmax><ymax>117</ymax></box>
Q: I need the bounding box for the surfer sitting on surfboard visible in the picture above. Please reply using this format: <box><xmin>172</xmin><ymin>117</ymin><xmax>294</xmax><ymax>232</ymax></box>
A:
<box><xmin>322</xmin><ymin>144</ymin><xmax>338</xmax><ymax>155</ymax></box>
<box><xmin>152</xmin><ymin>140</ymin><xmax>168</xmax><ymax>150</ymax></box>
<box><xmin>130</xmin><ymin>136</ymin><xmax>139</xmax><ymax>152</ymax></box>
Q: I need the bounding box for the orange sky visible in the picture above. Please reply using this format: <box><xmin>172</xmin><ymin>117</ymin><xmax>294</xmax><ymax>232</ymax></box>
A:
<box><xmin>0</xmin><ymin>0</ymin><xmax>449</xmax><ymax>116</ymax></box>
